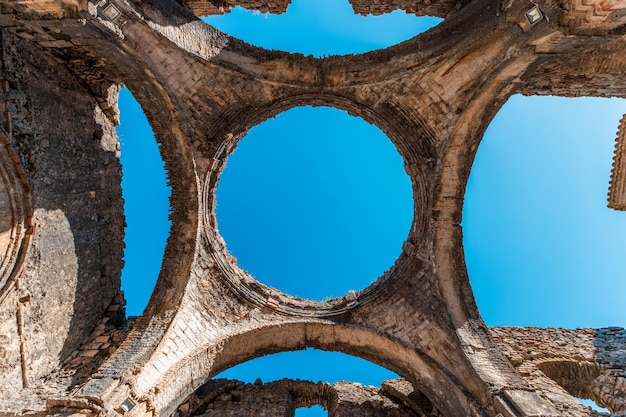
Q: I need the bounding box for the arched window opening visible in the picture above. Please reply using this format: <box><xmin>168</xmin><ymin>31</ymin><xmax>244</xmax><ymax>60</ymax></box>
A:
<box><xmin>117</xmin><ymin>87</ymin><xmax>172</xmax><ymax>317</ymax></box>
<box><xmin>536</xmin><ymin>361</ymin><xmax>599</xmax><ymax>397</ymax></box>
<box><xmin>203</xmin><ymin>0</ymin><xmax>442</xmax><ymax>57</ymax></box>
<box><xmin>216</xmin><ymin>105</ymin><xmax>413</xmax><ymax>301</ymax></box>
<box><xmin>537</xmin><ymin>361</ymin><xmax>613</xmax><ymax>414</ymax></box>
<box><xmin>296</xmin><ymin>405</ymin><xmax>327</xmax><ymax>417</ymax></box>
<box><xmin>463</xmin><ymin>95</ymin><xmax>626</xmax><ymax>328</ymax></box>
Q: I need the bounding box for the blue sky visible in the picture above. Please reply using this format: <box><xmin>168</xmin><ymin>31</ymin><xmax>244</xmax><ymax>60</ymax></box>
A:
<box><xmin>215</xmin><ymin>106</ymin><xmax>413</xmax><ymax>300</ymax></box>
<box><xmin>201</xmin><ymin>0</ymin><xmax>441</xmax><ymax>56</ymax></box>
<box><xmin>465</xmin><ymin>95</ymin><xmax>626</xmax><ymax>330</ymax></box>
<box><xmin>117</xmin><ymin>1</ymin><xmax>625</xmax><ymax>414</ymax></box>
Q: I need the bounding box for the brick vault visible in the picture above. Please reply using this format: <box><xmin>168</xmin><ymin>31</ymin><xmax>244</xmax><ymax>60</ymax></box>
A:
<box><xmin>0</xmin><ymin>0</ymin><xmax>625</xmax><ymax>415</ymax></box>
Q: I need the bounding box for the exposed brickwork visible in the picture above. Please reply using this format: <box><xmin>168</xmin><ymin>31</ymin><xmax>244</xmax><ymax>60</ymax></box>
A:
<box><xmin>491</xmin><ymin>327</ymin><xmax>626</xmax><ymax>415</ymax></box>
<box><xmin>0</xmin><ymin>0</ymin><xmax>624</xmax><ymax>416</ymax></box>
<box><xmin>184</xmin><ymin>0</ymin><xmax>290</xmax><ymax>16</ymax></box>
<box><xmin>0</xmin><ymin>0</ymin><xmax>86</xmax><ymax>18</ymax></box>
<box><xmin>349</xmin><ymin>0</ymin><xmax>459</xmax><ymax>17</ymax></box>
<box><xmin>560</xmin><ymin>0</ymin><xmax>626</xmax><ymax>35</ymax></box>
<box><xmin>0</xmin><ymin>130</ymin><xmax>33</xmax><ymax>307</ymax></box>
<box><xmin>174</xmin><ymin>378</ymin><xmax>444</xmax><ymax>417</ymax></box>
<box><xmin>185</xmin><ymin>0</ymin><xmax>460</xmax><ymax>17</ymax></box>
<box><xmin>609</xmin><ymin>114</ymin><xmax>626</xmax><ymax>210</ymax></box>
<box><xmin>61</xmin><ymin>293</ymin><xmax>126</xmax><ymax>377</ymax></box>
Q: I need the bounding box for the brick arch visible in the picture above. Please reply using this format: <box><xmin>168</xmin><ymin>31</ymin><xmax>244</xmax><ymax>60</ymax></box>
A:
<box><xmin>536</xmin><ymin>359</ymin><xmax>621</xmax><ymax>414</ymax></box>
<box><xmin>285</xmin><ymin>380</ymin><xmax>335</xmax><ymax>410</ymax></box>
<box><xmin>150</xmin><ymin>321</ymin><xmax>476</xmax><ymax>417</ymax></box>
<box><xmin>536</xmin><ymin>360</ymin><xmax>601</xmax><ymax>401</ymax></box>
<box><xmin>0</xmin><ymin>130</ymin><xmax>33</xmax><ymax>304</ymax></box>
<box><xmin>433</xmin><ymin>88</ymin><xmax>508</xmax><ymax>329</ymax></box>
<box><xmin>201</xmin><ymin>95</ymin><xmax>433</xmax><ymax>314</ymax></box>
<box><xmin>431</xmin><ymin>83</ymin><xmax>533</xmax><ymax>397</ymax></box>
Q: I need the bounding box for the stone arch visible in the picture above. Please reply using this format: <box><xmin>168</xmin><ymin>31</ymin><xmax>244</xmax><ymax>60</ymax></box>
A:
<box><xmin>286</xmin><ymin>380</ymin><xmax>335</xmax><ymax>411</ymax></box>
<box><xmin>0</xmin><ymin>130</ymin><xmax>33</xmax><ymax>392</ymax></box>
<box><xmin>172</xmin><ymin>378</ymin><xmax>441</xmax><ymax>417</ymax></box>
<box><xmin>201</xmin><ymin>94</ymin><xmax>433</xmax><ymax>313</ymax></box>
<box><xmin>150</xmin><ymin>321</ymin><xmax>475</xmax><ymax>417</ymax></box>
<box><xmin>0</xmin><ymin>130</ymin><xmax>33</xmax><ymax>304</ymax></box>
<box><xmin>536</xmin><ymin>359</ymin><xmax>601</xmax><ymax>398</ymax></box>
<box><xmin>433</xmin><ymin>88</ymin><xmax>508</xmax><ymax>328</ymax></box>
<box><xmin>608</xmin><ymin>113</ymin><xmax>626</xmax><ymax>210</ymax></box>
<box><xmin>536</xmin><ymin>359</ymin><xmax>621</xmax><ymax>413</ymax></box>
<box><xmin>5</xmin><ymin>0</ymin><xmax>626</xmax><ymax>415</ymax></box>
<box><xmin>431</xmin><ymin>81</ymin><xmax>528</xmax><ymax>395</ymax></box>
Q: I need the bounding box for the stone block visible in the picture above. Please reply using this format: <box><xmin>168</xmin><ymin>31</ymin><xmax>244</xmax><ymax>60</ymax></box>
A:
<box><xmin>503</xmin><ymin>390</ymin><xmax>560</xmax><ymax>417</ymax></box>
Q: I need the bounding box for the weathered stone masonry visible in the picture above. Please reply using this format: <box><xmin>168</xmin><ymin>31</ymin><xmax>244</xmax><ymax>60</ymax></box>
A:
<box><xmin>0</xmin><ymin>0</ymin><xmax>624</xmax><ymax>416</ymax></box>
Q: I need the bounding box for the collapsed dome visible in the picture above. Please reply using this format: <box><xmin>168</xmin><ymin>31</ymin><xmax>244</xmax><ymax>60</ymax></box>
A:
<box><xmin>215</xmin><ymin>106</ymin><xmax>413</xmax><ymax>301</ymax></box>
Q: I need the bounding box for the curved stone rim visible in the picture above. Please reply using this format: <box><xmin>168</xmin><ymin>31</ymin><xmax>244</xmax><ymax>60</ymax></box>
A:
<box><xmin>0</xmin><ymin>131</ymin><xmax>33</xmax><ymax>304</ymax></box>
<box><xmin>201</xmin><ymin>95</ymin><xmax>430</xmax><ymax>317</ymax></box>
<box><xmin>149</xmin><ymin>321</ymin><xmax>474</xmax><ymax>417</ymax></box>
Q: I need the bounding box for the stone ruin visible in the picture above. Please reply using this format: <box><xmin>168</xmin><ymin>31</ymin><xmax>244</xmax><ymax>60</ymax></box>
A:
<box><xmin>0</xmin><ymin>0</ymin><xmax>625</xmax><ymax>415</ymax></box>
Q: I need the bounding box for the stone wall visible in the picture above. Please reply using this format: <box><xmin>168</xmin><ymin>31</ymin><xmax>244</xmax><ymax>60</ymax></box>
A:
<box><xmin>491</xmin><ymin>327</ymin><xmax>626</xmax><ymax>415</ymax></box>
<box><xmin>559</xmin><ymin>0</ymin><xmax>626</xmax><ymax>35</ymax></box>
<box><xmin>0</xmin><ymin>29</ymin><xmax>124</xmax><ymax>403</ymax></box>
<box><xmin>349</xmin><ymin>0</ymin><xmax>458</xmax><ymax>17</ymax></box>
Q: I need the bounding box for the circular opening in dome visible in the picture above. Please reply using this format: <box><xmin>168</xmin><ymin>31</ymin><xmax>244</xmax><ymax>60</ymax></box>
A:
<box><xmin>202</xmin><ymin>0</ymin><xmax>442</xmax><ymax>57</ymax></box>
<box><xmin>216</xmin><ymin>106</ymin><xmax>413</xmax><ymax>300</ymax></box>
